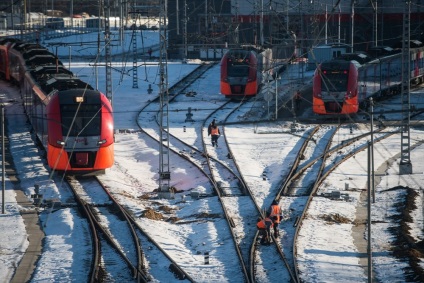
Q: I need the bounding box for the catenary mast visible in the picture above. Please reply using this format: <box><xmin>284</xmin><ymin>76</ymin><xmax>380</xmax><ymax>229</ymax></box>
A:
<box><xmin>104</xmin><ymin>0</ymin><xmax>113</xmax><ymax>102</ymax></box>
<box><xmin>158</xmin><ymin>0</ymin><xmax>172</xmax><ymax>198</ymax></box>
<box><xmin>399</xmin><ymin>1</ymin><xmax>412</xmax><ymax>174</ymax></box>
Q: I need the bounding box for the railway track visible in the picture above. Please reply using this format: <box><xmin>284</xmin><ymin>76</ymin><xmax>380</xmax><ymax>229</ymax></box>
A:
<box><xmin>144</xmin><ymin>88</ymin><xmax>292</xmax><ymax>282</ymax></box>
<box><xmin>208</xmin><ymin>101</ymin><xmax>297</xmax><ymax>282</ymax></box>
<box><xmin>137</xmin><ymin>63</ymin><xmax>292</xmax><ymax>281</ymax></box>
<box><xmin>134</xmin><ymin>62</ymin><xmax>253</xmax><ymax>281</ymax></box>
<box><xmin>269</xmin><ymin>119</ymin><xmax>413</xmax><ymax>281</ymax></box>
<box><xmin>65</xmin><ymin>175</ymin><xmax>148</xmax><ymax>282</ymax></box>
<box><xmin>2</xmin><ymin>46</ymin><xmax>424</xmax><ymax>282</ymax></box>
<box><xmin>66</xmin><ymin>175</ymin><xmax>196</xmax><ymax>282</ymax></box>
<box><xmin>135</xmin><ymin>63</ymin><xmax>322</xmax><ymax>282</ymax></box>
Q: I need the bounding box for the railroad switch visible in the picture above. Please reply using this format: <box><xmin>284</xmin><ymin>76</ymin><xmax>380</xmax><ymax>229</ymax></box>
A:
<box><xmin>31</xmin><ymin>184</ymin><xmax>43</xmax><ymax>206</ymax></box>
<box><xmin>290</xmin><ymin>122</ymin><xmax>297</xmax><ymax>133</ymax></box>
<box><xmin>185</xmin><ymin>107</ymin><xmax>194</xmax><ymax>122</ymax></box>
<box><xmin>204</xmin><ymin>252</ymin><xmax>210</xmax><ymax>264</ymax></box>
<box><xmin>185</xmin><ymin>91</ymin><xmax>197</xmax><ymax>97</ymax></box>
<box><xmin>320</xmin><ymin>190</ymin><xmax>352</xmax><ymax>201</ymax></box>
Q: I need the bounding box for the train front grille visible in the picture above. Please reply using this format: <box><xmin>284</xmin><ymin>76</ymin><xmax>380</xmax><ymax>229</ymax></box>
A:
<box><xmin>231</xmin><ymin>85</ymin><xmax>245</xmax><ymax>94</ymax></box>
<box><xmin>324</xmin><ymin>102</ymin><xmax>343</xmax><ymax>113</ymax></box>
<box><xmin>69</xmin><ymin>152</ymin><xmax>96</xmax><ymax>168</ymax></box>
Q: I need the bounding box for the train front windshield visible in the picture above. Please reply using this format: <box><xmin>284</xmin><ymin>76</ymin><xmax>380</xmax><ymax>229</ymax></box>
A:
<box><xmin>61</xmin><ymin>104</ymin><xmax>101</xmax><ymax>136</ymax></box>
<box><xmin>321</xmin><ymin>71</ymin><xmax>348</xmax><ymax>92</ymax></box>
<box><xmin>227</xmin><ymin>63</ymin><xmax>250</xmax><ymax>77</ymax></box>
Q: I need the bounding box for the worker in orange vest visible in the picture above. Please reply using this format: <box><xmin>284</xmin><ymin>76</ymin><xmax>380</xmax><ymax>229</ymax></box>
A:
<box><xmin>269</xmin><ymin>200</ymin><xmax>282</xmax><ymax>238</ymax></box>
<box><xmin>207</xmin><ymin>119</ymin><xmax>215</xmax><ymax>136</ymax></box>
<box><xmin>256</xmin><ymin>216</ymin><xmax>273</xmax><ymax>245</ymax></box>
<box><xmin>210</xmin><ymin>124</ymin><xmax>221</xmax><ymax>147</ymax></box>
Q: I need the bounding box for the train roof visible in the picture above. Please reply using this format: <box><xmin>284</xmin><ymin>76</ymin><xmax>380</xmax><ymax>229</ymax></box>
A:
<box><xmin>25</xmin><ymin>54</ymin><xmax>63</xmax><ymax>68</ymax></box>
<box><xmin>366</xmin><ymin>46</ymin><xmax>400</xmax><ymax>58</ymax></box>
<box><xmin>224</xmin><ymin>49</ymin><xmax>256</xmax><ymax>60</ymax></box>
<box><xmin>13</xmin><ymin>42</ymin><xmax>45</xmax><ymax>52</ymax></box>
<box><xmin>320</xmin><ymin>59</ymin><xmax>359</xmax><ymax>70</ymax></box>
<box><xmin>0</xmin><ymin>38</ymin><xmax>21</xmax><ymax>45</ymax></box>
<box><xmin>30</xmin><ymin>66</ymin><xmax>74</xmax><ymax>83</ymax></box>
<box><xmin>22</xmin><ymin>48</ymin><xmax>52</xmax><ymax>59</ymax></box>
<box><xmin>336</xmin><ymin>52</ymin><xmax>372</xmax><ymax>65</ymax></box>
<box><xmin>392</xmin><ymin>40</ymin><xmax>423</xmax><ymax>49</ymax></box>
<box><xmin>39</xmin><ymin>77</ymin><xmax>94</xmax><ymax>95</ymax></box>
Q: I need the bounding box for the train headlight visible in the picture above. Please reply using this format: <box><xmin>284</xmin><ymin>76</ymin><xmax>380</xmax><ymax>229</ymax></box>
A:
<box><xmin>74</xmin><ymin>96</ymin><xmax>85</xmax><ymax>103</ymax></box>
<box><xmin>57</xmin><ymin>140</ymin><xmax>65</xmax><ymax>146</ymax></box>
<box><xmin>97</xmin><ymin>139</ymin><xmax>107</xmax><ymax>145</ymax></box>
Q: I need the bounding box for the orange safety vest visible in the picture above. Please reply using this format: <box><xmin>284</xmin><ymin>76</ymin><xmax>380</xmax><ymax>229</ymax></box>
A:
<box><xmin>211</xmin><ymin>127</ymin><xmax>219</xmax><ymax>136</ymax></box>
<box><xmin>269</xmin><ymin>204</ymin><xmax>281</xmax><ymax>223</ymax></box>
<box><xmin>257</xmin><ymin>218</ymin><xmax>274</xmax><ymax>229</ymax></box>
<box><xmin>257</xmin><ymin>219</ymin><xmax>266</xmax><ymax>229</ymax></box>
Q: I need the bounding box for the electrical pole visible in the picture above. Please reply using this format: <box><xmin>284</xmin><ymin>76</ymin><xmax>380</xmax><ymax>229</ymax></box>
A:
<box><xmin>351</xmin><ymin>0</ymin><xmax>355</xmax><ymax>52</ymax></box>
<box><xmin>374</xmin><ymin>1</ymin><xmax>377</xmax><ymax>46</ymax></box>
<box><xmin>104</xmin><ymin>0</ymin><xmax>113</xmax><ymax>103</ymax></box>
<box><xmin>1</xmin><ymin>105</ymin><xmax>4</xmax><ymax>214</ymax></box>
<box><xmin>11</xmin><ymin>0</ymin><xmax>14</xmax><ymax>30</ymax></box>
<box><xmin>399</xmin><ymin>1</ymin><xmax>412</xmax><ymax>174</ymax></box>
<box><xmin>184</xmin><ymin>0</ymin><xmax>187</xmax><ymax>60</ymax></box>
<box><xmin>70</xmin><ymin>0</ymin><xmax>73</xmax><ymax>28</ymax></box>
<box><xmin>367</xmin><ymin>141</ymin><xmax>372</xmax><ymax>283</ymax></box>
<box><xmin>130</xmin><ymin>1</ymin><xmax>139</xmax><ymax>88</ymax></box>
<box><xmin>260</xmin><ymin>0</ymin><xmax>264</xmax><ymax>46</ymax></box>
<box><xmin>369</xmin><ymin>0</ymin><xmax>378</xmax><ymax>47</ymax></box>
<box><xmin>158</xmin><ymin>0</ymin><xmax>172</xmax><ymax>198</ymax></box>
<box><xmin>286</xmin><ymin>0</ymin><xmax>288</xmax><ymax>33</ymax></box>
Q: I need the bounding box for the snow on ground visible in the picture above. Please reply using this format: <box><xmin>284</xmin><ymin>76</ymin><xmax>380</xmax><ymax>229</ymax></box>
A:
<box><xmin>0</xmin><ymin>189</ymin><xmax>28</xmax><ymax>281</ymax></box>
<box><xmin>0</xmin><ymin>30</ymin><xmax>424</xmax><ymax>282</ymax></box>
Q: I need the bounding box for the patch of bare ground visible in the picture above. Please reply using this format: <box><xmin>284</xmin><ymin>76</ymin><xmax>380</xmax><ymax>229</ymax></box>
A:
<box><xmin>142</xmin><ymin>207</ymin><xmax>180</xmax><ymax>222</ymax></box>
<box><xmin>319</xmin><ymin>213</ymin><xmax>351</xmax><ymax>224</ymax></box>
<box><xmin>143</xmin><ymin>208</ymin><xmax>164</xmax><ymax>220</ymax></box>
<box><xmin>138</xmin><ymin>194</ymin><xmax>151</xmax><ymax>200</ymax></box>
<box><xmin>176</xmin><ymin>212</ymin><xmax>223</xmax><ymax>225</ymax></box>
<box><xmin>387</xmin><ymin>186</ymin><xmax>424</xmax><ymax>282</ymax></box>
<box><xmin>142</xmin><ymin>207</ymin><xmax>222</xmax><ymax>224</ymax></box>
<box><xmin>158</xmin><ymin>205</ymin><xmax>176</xmax><ymax>213</ymax></box>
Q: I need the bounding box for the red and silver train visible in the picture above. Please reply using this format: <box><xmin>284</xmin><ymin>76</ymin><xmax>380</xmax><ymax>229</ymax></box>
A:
<box><xmin>220</xmin><ymin>48</ymin><xmax>272</xmax><ymax>98</ymax></box>
<box><xmin>312</xmin><ymin>42</ymin><xmax>424</xmax><ymax>115</ymax></box>
<box><xmin>0</xmin><ymin>38</ymin><xmax>114</xmax><ymax>174</ymax></box>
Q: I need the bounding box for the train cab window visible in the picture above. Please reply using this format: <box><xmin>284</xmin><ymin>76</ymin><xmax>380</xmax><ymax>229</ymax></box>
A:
<box><xmin>60</xmin><ymin>104</ymin><xmax>101</xmax><ymax>136</ymax></box>
<box><xmin>227</xmin><ymin>64</ymin><xmax>250</xmax><ymax>77</ymax></box>
<box><xmin>321</xmin><ymin>72</ymin><xmax>348</xmax><ymax>92</ymax></box>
